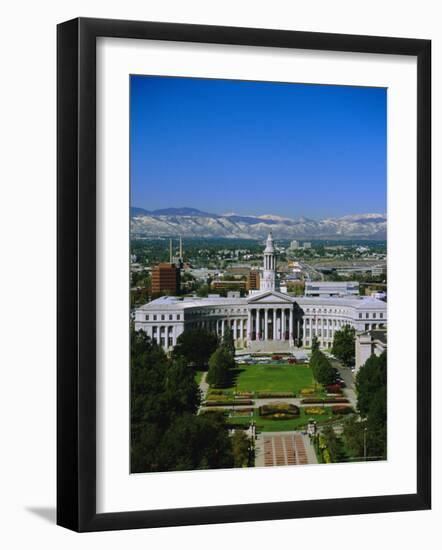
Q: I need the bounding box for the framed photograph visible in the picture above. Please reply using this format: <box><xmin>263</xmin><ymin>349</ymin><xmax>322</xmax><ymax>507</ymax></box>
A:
<box><xmin>57</xmin><ymin>17</ymin><xmax>431</xmax><ymax>532</ymax></box>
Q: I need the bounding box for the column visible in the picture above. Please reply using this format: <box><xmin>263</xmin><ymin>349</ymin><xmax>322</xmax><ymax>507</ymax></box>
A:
<box><xmin>281</xmin><ymin>309</ymin><xmax>285</xmax><ymax>341</ymax></box>
<box><xmin>247</xmin><ymin>309</ymin><xmax>251</xmax><ymax>342</ymax></box>
<box><xmin>289</xmin><ymin>310</ymin><xmax>293</xmax><ymax>345</ymax></box>
<box><xmin>240</xmin><ymin>318</ymin><xmax>244</xmax><ymax>342</ymax></box>
<box><xmin>273</xmin><ymin>309</ymin><xmax>277</xmax><ymax>340</ymax></box>
<box><xmin>264</xmin><ymin>309</ymin><xmax>268</xmax><ymax>340</ymax></box>
<box><xmin>221</xmin><ymin>319</ymin><xmax>225</xmax><ymax>337</ymax></box>
<box><xmin>233</xmin><ymin>319</ymin><xmax>237</xmax><ymax>340</ymax></box>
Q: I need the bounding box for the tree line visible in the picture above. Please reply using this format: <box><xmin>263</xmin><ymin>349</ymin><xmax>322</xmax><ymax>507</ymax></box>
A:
<box><xmin>131</xmin><ymin>325</ymin><xmax>250</xmax><ymax>473</ymax></box>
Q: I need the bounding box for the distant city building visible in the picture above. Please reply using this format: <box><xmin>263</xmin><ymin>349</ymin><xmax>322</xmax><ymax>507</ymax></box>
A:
<box><xmin>289</xmin><ymin>240</ymin><xmax>300</xmax><ymax>249</ymax></box>
<box><xmin>187</xmin><ymin>268</ymin><xmax>221</xmax><ymax>281</ymax></box>
<box><xmin>305</xmin><ymin>281</ymin><xmax>359</xmax><ymax>297</ymax></box>
<box><xmin>370</xmin><ymin>290</ymin><xmax>386</xmax><ymax>300</ymax></box>
<box><xmin>211</xmin><ymin>280</ymin><xmax>247</xmax><ymax>292</ymax></box>
<box><xmin>135</xmin><ymin>234</ymin><xmax>387</xmax><ymax>352</ymax></box>
<box><xmin>247</xmin><ymin>269</ymin><xmax>260</xmax><ymax>291</ymax></box>
<box><xmin>303</xmin><ymin>242</ymin><xmax>312</xmax><ymax>249</ymax></box>
<box><xmin>226</xmin><ymin>264</ymin><xmax>252</xmax><ymax>277</ymax></box>
<box><xmin>371</xmin><ymin>264</ymin><xmax>387</xmax><ymax>277</ymax></box>
<box><xmin>151</xmin><ymin>263</ymin><xmax>181</xmax><ymax>295</ymax></box>
<box><xmin>355</xmin><ymin>329</ymin><xmax>387</xmax><ymax>372</ymax></box>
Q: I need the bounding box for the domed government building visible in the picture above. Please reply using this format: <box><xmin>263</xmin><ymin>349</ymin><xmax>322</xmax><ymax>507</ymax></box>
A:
<box><xmin>134</xmin><ymin>233</ymin><xmax>387</xmax><ymax>353</ymax></box>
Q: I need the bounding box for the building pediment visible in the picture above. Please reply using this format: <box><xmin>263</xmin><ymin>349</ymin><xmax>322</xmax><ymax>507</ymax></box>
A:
<box><xmin>247</xmin><ymin>290</ymin><xmax>297</xmax><ymax>305</ymax></box>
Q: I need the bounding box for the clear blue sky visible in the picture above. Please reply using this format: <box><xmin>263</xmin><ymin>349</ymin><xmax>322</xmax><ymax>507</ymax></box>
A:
<box><xmin>130</xmin><ymin>75</ymin><xmax>386</xmax><ymax>219</ymax></box>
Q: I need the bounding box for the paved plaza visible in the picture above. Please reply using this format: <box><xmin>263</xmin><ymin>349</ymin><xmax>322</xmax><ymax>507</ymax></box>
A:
<box><xmin>256</xmin><ymin>432</ymin><xmax>317</xmax><ymax>467</ymax></box>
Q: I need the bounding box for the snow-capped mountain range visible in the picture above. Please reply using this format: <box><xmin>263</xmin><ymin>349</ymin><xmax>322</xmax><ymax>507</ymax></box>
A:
<box><xmin>131</xmin><ymin>207</ymin><xmax>386</xmax><ymax>240</ymax></box>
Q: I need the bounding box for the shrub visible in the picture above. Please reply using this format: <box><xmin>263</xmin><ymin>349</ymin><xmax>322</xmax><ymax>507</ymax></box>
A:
<box><xmin>301</xmin><ymin>388</ymin><xmax>315</xmax><ymax>395</ymax></box>
<box><xmin>209</xmin><ymin>389</ymin><xmax>226</xmax><ymax>396</ymax></box>
<box><xmin>199</xmin><ymin>408</ymin><xmax>228</xmax><ymax>415</ymax></box>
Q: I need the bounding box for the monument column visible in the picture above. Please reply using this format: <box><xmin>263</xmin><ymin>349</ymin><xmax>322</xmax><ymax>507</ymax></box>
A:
<box><xmin>264</xmin><ymin>309</ymin><xmax>269</xmax><ymax>340</ymax></box>
<box><xmin>273</xmin><ymin>309</ymin><xmax>276</xmax><ymax>340</ymax></box>
<box><xmin>281</xmin><ymin>309</ymin><xmax>285</xmax><ymax>341</ymax></box>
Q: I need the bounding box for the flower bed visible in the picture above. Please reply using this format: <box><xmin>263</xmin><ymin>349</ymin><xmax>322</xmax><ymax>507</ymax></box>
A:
<box><xmin>256</xmin><ymin>391</ymin><xmax>295</xmax><ymax>398</ymax></box>
<box><xmin>304</xmin><ymin>407</ymin><xmax>327</xmax><ymax>415</ymax></box>
<box><xmin>235</xmin><ymin>392</ymin><xmax>253</xmax><ymax>399</ymax></box>
<box><xmin>259</xmin><ymin>402</ymin><xmax>300</xmax><ymax>419</ymax></box>
<box><xmin>331</xmin><ymin>405</ymin><xmax>354</xmax><ymax>415</ymax></box>
<box><xmin>300</xmin><ymin>388</ymin><xmax>315</xmax><ymax>395</ymax></box>
<box><xmin>229</xmin><ymin>408</ymin><xmax>254</xmax><ymax>416</ymax></box>
<box><xmin>301</xmin><ymin>397</ymin><xmax>349</xmax><ymax>404</ymax></box>
<box><xmin>326</xmin><ymin>384</ymin><xmax>342</xmax><ymax>394</ymax></box>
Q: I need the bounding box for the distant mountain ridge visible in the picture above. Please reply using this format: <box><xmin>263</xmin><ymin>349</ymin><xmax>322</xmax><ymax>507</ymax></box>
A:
<box><xmin>130</xmin><ymin>207</ymin><xmax>387</xmax><ymax>240</ymax></box>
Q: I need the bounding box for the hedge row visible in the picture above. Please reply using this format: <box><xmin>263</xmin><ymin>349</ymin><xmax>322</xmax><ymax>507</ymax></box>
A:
<box><xmin>256</xmin><ymin>391</ymin><xmax>295</xmax><ymax>398</ymax></box>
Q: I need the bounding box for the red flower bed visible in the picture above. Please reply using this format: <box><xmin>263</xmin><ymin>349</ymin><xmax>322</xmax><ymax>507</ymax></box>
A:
<box><xmin>326</xmin><ymin>384</ymin><xmax>342</xmax><ymax>394</ymax></box>
<box><xmin>288</xmin><ymin>358</ymin><xmax>297</xmax><ymax>364</ymax></box>
<box><xmin>331</xmin><ymin>405</ymin><xmax>353</xmax><ymax>415</ymax></box>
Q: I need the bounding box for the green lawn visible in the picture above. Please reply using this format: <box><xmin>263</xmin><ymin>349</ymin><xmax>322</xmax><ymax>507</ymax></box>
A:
<box><xmin>227</xmin><ymin>407</ymin><xmax>334</xmax><ymax>432</ymax></box>
<box><xmin>226</xmin><ymin>363</ymin><xmax>317</xmax><ymax>395</ymax></box>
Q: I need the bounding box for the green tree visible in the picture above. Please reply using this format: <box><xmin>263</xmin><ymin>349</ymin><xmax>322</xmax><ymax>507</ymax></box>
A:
<box><xmin>158</xmin><ymin>413</ymin><xmax>234</xmax><ymax>471</ymax></box>
<box><xmin>342</xmin><ymin>415</ymin><xmax>365</xmax><ymax>458</ymax></box>
<box><xmin>356</xmin><ymin>351</ymin><xmax>387</xmax><ymax>416</ymax></box>
<box><xmin>232</xmin><ymin>430</ymin><xmax>252</xmax><ymax>467</ymax></box>
<box><xmin>173</xmin><ymin>328</ymin><xmax>219</xmax><ymax>368</ymax></box>
<box><xmin>130</xmin><ymin>327</ymin><xmax>231</xmax><ymax>473</ymax></box>
<box><xmin>321</xmin><ymin>425</ymin><xmax>340</xmax><ymax>462</ymax></box>
<box><xmin>310</xmin><ymin>350</ymin><xmax>335</xmax><ymax>386</ymax></box>
<box><xmin>222</xmin><ymin>324</ymin><xmax>235</xmax><ymax>357</ymax></box>
<box><xmin>207</xmin><ymin>346</ymin><xmax>235</xmax><ymax>387</ymax></box>
<box><xmin>332</xmin><ymin>324</ymin><xmax>356</xmax><ymax>366</ymax></box>
<box><xmin>196</xmin><ymin>283</ymin><xmax>210</xmax><ymax>297</ymax></box>
<box><xmin>311</xmin><ymin>335</ymin><xmax>320</xmax><ymax>353</ymax></box>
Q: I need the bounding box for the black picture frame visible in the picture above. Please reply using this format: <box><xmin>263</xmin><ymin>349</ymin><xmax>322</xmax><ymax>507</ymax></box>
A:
<box><xmin>57</xmin><ymin>17</ymin><xmax>431</xmax><ymax>532</ymax></box>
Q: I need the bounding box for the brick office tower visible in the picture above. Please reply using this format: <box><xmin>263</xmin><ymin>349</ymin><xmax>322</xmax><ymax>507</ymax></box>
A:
<box><xmin>151</xmin><ymin>263</ymin><xmax>180</xmax><ymax>295</ymax></box>
<box><xmin>247</xmin><ymin>269</ymin><xmax>260</xmax><ymax>291</ymax></box>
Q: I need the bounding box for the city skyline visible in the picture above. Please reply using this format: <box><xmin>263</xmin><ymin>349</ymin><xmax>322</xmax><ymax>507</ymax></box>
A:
<box><xmin>130</xmin><ymin>76</ymin><xmax>387</xmax><ymax>220</ymax></box>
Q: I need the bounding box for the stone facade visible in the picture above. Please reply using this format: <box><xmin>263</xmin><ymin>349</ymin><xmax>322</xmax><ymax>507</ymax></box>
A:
<box><xmin>134</xmin><ymin>233</ymin><xmax>387</xmax><ymax>352</ymax></box>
